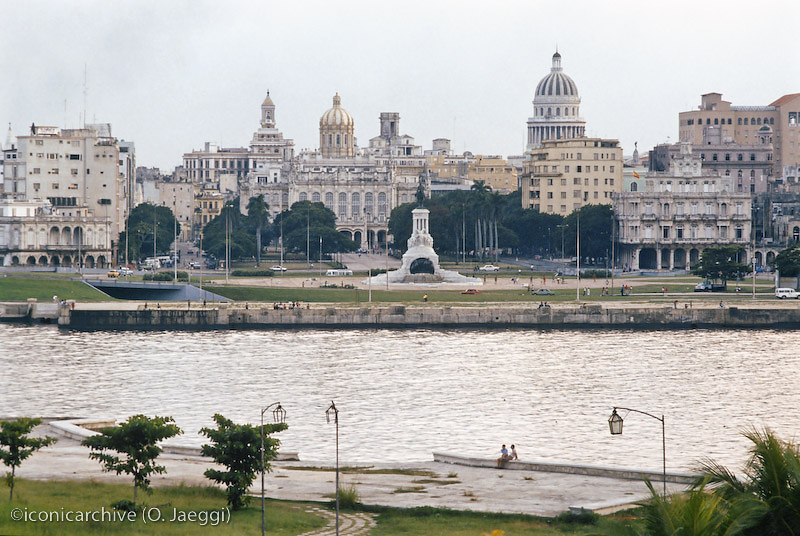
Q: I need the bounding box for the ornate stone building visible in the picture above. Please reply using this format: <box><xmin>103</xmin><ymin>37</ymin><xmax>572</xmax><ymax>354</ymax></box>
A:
<box><xmin>240</xmin><ymin>94</ymin><xmax>420</xmax><ymax>250</ymax></box>
<box><xmin>526</xmin><ymin>52</ymin><xmax>586</xmax><ymax>150</ymax></box>
<box><xmin>0</xmin><ymin>199</ymin><xmax>112</xmax><ymax>267</ymax></box>
<box><xmin>679</xmin><ymin>92</ymin><xmax>800</xmax><ymax>184</ymax></box>
<box><xmin>614</xmin><ymin>144</ymin><xmax>752</xmax><ymax>271</ymax></box>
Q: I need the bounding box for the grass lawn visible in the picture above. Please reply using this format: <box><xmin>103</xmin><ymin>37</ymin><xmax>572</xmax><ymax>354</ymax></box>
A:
<box><xmin>206</xmin><ymin>282</ymin><xmax>763</xmax><ymax>304</ymax></box>
<box><xmin>0</xmin><ymin>479</ymin><xmax>326</xmax><ymax>535</ymax></box>
<box><xmin>0</xmin><ymin>273</ymin><xmax>115</xmax><ymax>302</ymax></box>
<box><xmin>365</xmin><ymin>506</ymin><xmax>640</xmax><ymax>535</ymax></box>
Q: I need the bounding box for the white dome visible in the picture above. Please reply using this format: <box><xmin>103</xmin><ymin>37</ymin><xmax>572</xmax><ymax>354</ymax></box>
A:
<box><xmin>534</xmin><ymin>52</ymin><xmax>579</xmax><ymax>101</ymax></box>
<box><xmin>320</xmin><ymin>93</ymin><xmax>354</xmax><ymax>127</ymax></box>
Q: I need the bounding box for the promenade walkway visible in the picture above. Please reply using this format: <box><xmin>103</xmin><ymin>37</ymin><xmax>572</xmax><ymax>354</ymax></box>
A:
<box><xmin>18</xmin><ymin>426</ymin><xmax>688</xmax><ymax>518</ymax></box>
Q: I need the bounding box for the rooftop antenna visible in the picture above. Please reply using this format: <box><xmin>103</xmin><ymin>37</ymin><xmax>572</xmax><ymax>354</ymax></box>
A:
<box><xmin>82</xmin><ymin>63</ymin><xmax>88</xmax><ymax>128</ymax></box>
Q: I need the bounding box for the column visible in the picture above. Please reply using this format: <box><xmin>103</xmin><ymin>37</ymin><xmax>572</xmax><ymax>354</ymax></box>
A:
<box><xmin>669</xmin><ymin>249</ymin><xmax>674</xmax><ymax>271</ymax></box>
<box><xmin>656</xmin><ymin>248</ymin><xmax>662</xmax><ymax>270</ymax></box>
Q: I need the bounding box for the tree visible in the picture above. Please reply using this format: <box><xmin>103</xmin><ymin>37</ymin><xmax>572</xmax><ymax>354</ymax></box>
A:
<box><xmin>202</xmin><ymin>198</ymin><xmax>257</xmax><ymax>261</ymax></box>
<box><xmin>199</xmin><ymin>414</ymin><xmax>287</xmax><ymax>510</ymax></box>
<box><xmin>119</xmin><ymin>203</ymin><xmax>180</xmax><ymax>262</ymax></box>
<box><xmin>0</xmin><ymin>418</ymin><xmax>57</xmax><ymax>501</ymax></box>
<box><xmin>272</xmin><ymin>201</ymin><xmax>356</xmax><ymax>257</ymax></box>
<box><xmin>692</xmin><ymin>245</ymin><xmax>749</xmax><ymax>284</ymax></box>
<box><xmin>246</xmin><ymin>195</ymin><xmax>271</xmax><ymax>266</ymax></box>
<box><xmin>774</xmin><ymin>245</ymin><xmax>800</xmax><ymax>277</ymax></box>
<box><xmin>559</xmin><ymin>205</ymin><xmax>613</xmax><ymax>262</ymax></box>
<box><xmin>82</xmin><ymin>415</ymin><xmax>182</xmax><ymax>506</ymax></box>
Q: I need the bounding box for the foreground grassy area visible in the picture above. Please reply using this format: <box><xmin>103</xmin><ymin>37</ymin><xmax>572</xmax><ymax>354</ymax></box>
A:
<box><xmin>0</xmin><ymin>479</ymin><xmax>640</xmax><ymax>535</ymax></box>
<box><xmin>0</xmin><ymin>273</ymin><xmax>115</xmax><ymax>302</ymax></box>
<box><xmin>0</xmin><ymin>479</ymin><xmax>325</xmax><ymax>535</ymax></box>
<box><xmin>365</xmin><ymin>505</ymin><xmax>639</xmax><ymax>535</ymax></box>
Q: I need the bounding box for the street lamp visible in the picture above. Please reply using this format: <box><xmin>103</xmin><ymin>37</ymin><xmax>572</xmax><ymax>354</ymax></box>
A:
<box><xmin>608</xmin><ymin>407</ymin><xmax>666</xmax><ymax>496</ymax></box>
<box><xmin>261</xmin><ymin>402</ymin><xmax>286</xmax><ymax>536</ymax></box>
<box><xmin>326</xmin><ymin>401</ymin><xmax>340</xmax><ymax>536</ymax></box>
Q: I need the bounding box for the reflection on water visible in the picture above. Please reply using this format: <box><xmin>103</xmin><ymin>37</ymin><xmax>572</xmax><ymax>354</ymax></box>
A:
<box><xmin>1</xmin><ymin>324</ymin><xmax>797</xmax><ymax>472</ymax></box>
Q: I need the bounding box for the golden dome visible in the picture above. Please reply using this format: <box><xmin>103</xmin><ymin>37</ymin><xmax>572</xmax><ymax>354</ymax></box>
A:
<box><xmin>320</xmin><ymin>93</ymin><xmax>354</xmax><ymax>127</ymax></box>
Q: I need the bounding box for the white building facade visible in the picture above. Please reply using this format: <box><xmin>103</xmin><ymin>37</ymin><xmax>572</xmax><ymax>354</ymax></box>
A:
<box><xmin>614</xmin><ymin>144</ymin><xmax>752</xmax><ymax>271</ymax></box>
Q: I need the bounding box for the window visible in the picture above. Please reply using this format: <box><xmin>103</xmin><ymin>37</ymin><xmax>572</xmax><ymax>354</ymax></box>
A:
<box><xmin>750</xmin><ymin>153</ymin><xmax>755</xmax><ymax>161</ymax></box>
<box><xmin>547</xmin><ymin>192</ymin><xmax>553</xmax><ymax>199</ymax></box>
<box><xmin>351</xmin><ymin>192</ymin><xmax>360</xmax><ymax>217</ymax></box>
<box><xmin>738</xmin><ymin>118</ymin><xmax>742</xmax><ymax>125</ymax></box>
<box><xmin>325</xmin><ymin>192</ymin><xmax>334</xmax><ymax>209</ymax></box>
<box><xmin>736</xmin><ymin>226</ymin><xmax>743</xmax><ymax>239</ymax></box>
<box><xmin>663</xmin><ymin>203</ymin><xmax>670</xmax><ymax>216</ymax></box>
<box><xmin>663</xmin><ymin>227</ymin><xmax>670</xmax><ymax>239</ymax></box>
<box><xmin>378</xmin><ymin>192</ymin><xmax>387</xmax><ymax>215</ymax></box>
<box><xmin>365</xmin><ymin>192</ymin><xmax>374</xmax><ymax>213</ymax></box>
<box><xmin>561</xmin><ymin>178</ymin><xmax>567</xmax><ymax>185</ymax></box>
<box><xmin>560</xmin><ymin>192</ymin><xmax>567</xmax><ymax>199</ymax></box>
<box><xmin>573</xmin><ymin>177</ymin><xmax>580</xmax><ymax>185</ymax></box>
<box><xmin>312</xmin><ymin>192</ymin><xmax>321</xmax><ymax>203</ymax></box>
<box><xmin>338</xmin><ymin>193</ymin><xmax>347</xmax><ymax>217</ymax></box>
<box><xmin>564</xmin><ymin>165</ymin><xmax>569</xmax><ymax>172</ymax></box>
<box><xmin>720</xmin><ymin>226</ymin><xmax>727</xmax><ymax>238</ymax></box>
<box><xmin>676</xmin><ymin>203</ymin><xmax>683</xmax><ymax>215</ymax></box>
<box><xmin>676</xmin><ymin>226</ymin><xmax>684</xmax><ymax>239</ymax></box>
<box><xmin>299</xmin><ymin>192</ymin><xmax>307</xmax><ymax>202</ymax></box>
<box><xmin>720</xmin><ymin>203</ymin><xmax>727</xmax><ymax>216</ymax></box>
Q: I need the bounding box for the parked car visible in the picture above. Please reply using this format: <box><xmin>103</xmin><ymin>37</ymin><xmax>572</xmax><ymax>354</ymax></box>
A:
<box><xmin>695</xmin><ymin>281</ymin><xmax>727</xmax><ymax>292</ymax></box>
<box><xmin>270</xmin><ymin>265</ymin><xmax>288</xmax><ymax>272</ymax></box>
<box><xmin>461</xmin><ymin>289</ymin><xmax>482</xmax><ymax>295</ymax></box>
<box><xmin>532</xmin><ymin>288</ymin><xmax>554</xmax><ymax>295</ymax></box>
<box><xmin>775</xmin><ymin>288</ymin><xmax>799</xmax><ymax>299</ymax></box>
<box><xmin>106</xmin><ymin>270</ymin><xmax>120</xmax><ymax>278</ymax></box>
<box><xmin>478</xmin><ymin>264</ymin><xmax>500</xmax><ymax>272</ymax></box>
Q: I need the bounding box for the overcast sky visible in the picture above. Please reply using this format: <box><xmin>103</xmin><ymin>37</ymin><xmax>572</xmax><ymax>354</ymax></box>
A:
<box><xmin>2</xmin><ymin>0</ymin><xmax>799</xmax><ymax>170</ymax></box>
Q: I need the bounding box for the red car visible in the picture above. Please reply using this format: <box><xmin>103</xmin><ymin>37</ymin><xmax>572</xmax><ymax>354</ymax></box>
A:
<box><xmin>461</xmin><ymin>289</ymin><xmax>482</xmax><ymax>295</ymax></box>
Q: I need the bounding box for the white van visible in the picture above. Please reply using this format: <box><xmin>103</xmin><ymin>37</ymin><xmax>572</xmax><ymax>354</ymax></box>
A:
<box><xmin>775</xmin><ymin>288</ymin><xmax>799</xmax><ymax>299</ymax></box>
<box><xmin>326</xmin><ymin>269</ymin><xmax>353</xmax><ymax>276</ymax></box>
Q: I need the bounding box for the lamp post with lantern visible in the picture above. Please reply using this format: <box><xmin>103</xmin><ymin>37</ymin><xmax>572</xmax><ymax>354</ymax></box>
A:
<box><xmin>261</xmin><ymin>402</ymin><xmax>286</xmax><ymax>536</ymax></box>
<box><xmin>326</xmin><ymin>401</ymin><xmax>340</xmax><ymax>536</ymax></box>
<box><xmin>608</xmin><ymin>407</ymin><xmax>666</xmax><ymax>496</ymax></box>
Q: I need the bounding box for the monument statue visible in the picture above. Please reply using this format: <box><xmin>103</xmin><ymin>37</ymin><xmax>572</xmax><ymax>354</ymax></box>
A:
<box><xmin>366</xmin><ymin>208</ymin><xmax>481</xmax><ymax>286</ymax></box>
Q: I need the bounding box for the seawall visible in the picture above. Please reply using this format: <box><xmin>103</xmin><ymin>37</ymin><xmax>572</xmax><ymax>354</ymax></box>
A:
<box><xmin>56</xmin><ymin>303</ymin><xmax>800</xmax><ymax>330</ymax></box>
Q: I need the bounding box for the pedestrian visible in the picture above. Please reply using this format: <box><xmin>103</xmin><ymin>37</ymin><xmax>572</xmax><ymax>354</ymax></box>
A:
<box><xmin>673</xmin><ymin>300</ymin><xmax>678</xmax><ymax>309</ymax></box>
<box><xmin>423</xmin><ymin>294</ymin><xmax>428</xmax><ymax>302</ymax></box>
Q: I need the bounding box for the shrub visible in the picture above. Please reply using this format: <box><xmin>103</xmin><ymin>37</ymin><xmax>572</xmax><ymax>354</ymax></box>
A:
<box><xmin>143</xmin><ymin>272</ymin><xmax>174</xmax><ymax>281</ymax></box>
<box><xmin>336</xmin><ymin>483</ymin><xmax>361</xmax><ymax>509</ymax></box>
<box><xmin>553</xmin><ymin>510</ymin><xmax>599</xmax><ymax>525</ymax></box>
<box><xmin>580</xmin><ymin>269</ymin><xmax>610</xmax><ymax>279</ymax></box>
<box><xmin>231</xmin><ymin>269</ymin><xmax>275</xmax><ymax>277</ymax></box>
<box><xmin>176</xmin><ymin>271</ymin><xmax>189</xmax><ymax>281</ymax></box>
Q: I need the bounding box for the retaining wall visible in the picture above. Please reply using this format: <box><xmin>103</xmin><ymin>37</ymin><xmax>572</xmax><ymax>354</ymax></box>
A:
<box><xmin>59</xmin><ymin>303</ymin><xmax>800</xmax><ymax>330</ymax></box>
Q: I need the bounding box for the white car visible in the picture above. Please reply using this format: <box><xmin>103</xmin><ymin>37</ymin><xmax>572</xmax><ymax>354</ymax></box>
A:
<box><xmin>117</xmin><ymin>267</ymin><xmax>133</xmax><ymax>276</ymax></box>
<box><xmin>775</xmin><ymin>288</ymin><xmax>799</xmax><ymax>299</ymax></box>
<box><xmin>478</xmin><ymin>264</ymin><xmax>500</xmax><ymax>272</ymax></box>
<box><xmin>270</xmin><ymin>265</ymin><xmax>288</xmax><ymax>272</ymax></box>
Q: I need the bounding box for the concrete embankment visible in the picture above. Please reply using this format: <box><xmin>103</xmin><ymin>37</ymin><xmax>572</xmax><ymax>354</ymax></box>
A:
<box><xmin>55</xmin><ymin>302</ymin><xmax>800</xmax><ymax>330</ymax></box>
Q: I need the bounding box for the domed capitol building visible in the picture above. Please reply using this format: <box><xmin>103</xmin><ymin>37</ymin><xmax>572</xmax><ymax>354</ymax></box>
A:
<box><xmin>526</xmin><ymin>51</ymin><xmax>586</xmax><ymax>149</ymax></box>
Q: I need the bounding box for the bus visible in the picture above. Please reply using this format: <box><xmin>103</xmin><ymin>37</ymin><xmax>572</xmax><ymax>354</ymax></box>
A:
<box><xmin>325</xmin><ymin>269</ymin><xmax>353</xmax><ymax>276</ymax></box>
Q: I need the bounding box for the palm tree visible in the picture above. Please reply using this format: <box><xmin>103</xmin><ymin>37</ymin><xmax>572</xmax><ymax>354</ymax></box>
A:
<box><xmin>699</xmin><ymin>427</ymin><xmax>800</xmax><ymax>536</ymax></box>
<box><xmin>246</xmin><ymin>195</ymin><xmax>269</xmax><ymax>266</ymax></box>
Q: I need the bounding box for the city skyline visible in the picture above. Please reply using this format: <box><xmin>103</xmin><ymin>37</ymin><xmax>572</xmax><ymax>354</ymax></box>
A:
<box><xmin>2</xmin><ymin>0</ymin><xmax>799</xmax><ymax>170</ymax></box>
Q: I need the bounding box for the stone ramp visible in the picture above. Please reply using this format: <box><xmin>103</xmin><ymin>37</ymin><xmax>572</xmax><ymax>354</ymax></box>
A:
<box><xmin>298</xmin><ymin>507</ymin><xmax>375</xmax><ymax>536</ymax></box>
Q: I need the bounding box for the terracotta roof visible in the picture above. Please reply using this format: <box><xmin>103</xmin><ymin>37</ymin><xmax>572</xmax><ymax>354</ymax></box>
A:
<box><xmin>769</xmin><ymin>93</ymin><xmax>800</xmax><ymax>107</ymax></box>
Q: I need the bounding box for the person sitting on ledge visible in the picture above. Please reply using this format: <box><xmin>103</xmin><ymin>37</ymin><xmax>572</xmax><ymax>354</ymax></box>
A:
<box><xmin>510</xmin><ymin>444</ymin><xmax>518</xmax><ymax>461</ymax></box>
<box><xmin>497</xmin><ymin>444</ymin><xmax>512</xmax><ymax>467</ymax></box>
